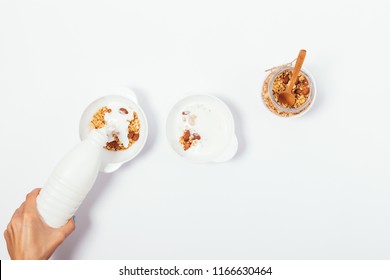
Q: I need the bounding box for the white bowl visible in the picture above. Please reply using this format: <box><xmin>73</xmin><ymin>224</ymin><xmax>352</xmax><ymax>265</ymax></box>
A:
<box><xmin>166</xmin><ymin>94</ymin><xmax>238</xmax><ymax>163</ymax></box>
<box><xmin>79</xmin><ymin>87</ymin><xmax>148</xmax><ymax>173</ymax></box>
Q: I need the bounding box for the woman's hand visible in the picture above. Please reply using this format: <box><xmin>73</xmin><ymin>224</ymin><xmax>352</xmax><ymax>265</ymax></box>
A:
<box><xmin>4</xmin><ymin>188</ymin><xmax>76</xmax><ymax>260</ymax></box>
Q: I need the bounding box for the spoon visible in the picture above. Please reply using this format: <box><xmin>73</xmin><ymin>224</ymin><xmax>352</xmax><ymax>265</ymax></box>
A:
<box><xmin>278</xmin><ymin>49</ymin><xmax>307</xmax><ymax>107</ymax></box>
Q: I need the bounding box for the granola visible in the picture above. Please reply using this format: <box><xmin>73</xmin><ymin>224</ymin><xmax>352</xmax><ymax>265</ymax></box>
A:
<box><xmin>179</xmin><ymin>110</ymin><xmax>202</xmax><ymax>151</ymax></box>
<box><xmin>262</xmin><ymin>68</ymin><xmax>313</xmax><ymax>117</ymax></box>
<box><xmin>179</xmin><ymin>129</ymin><xmax>201</xmax><ymax>151</ymax></box>
<box><xmin>272</xmin><ymin>70</ymin><xmax>310</xmax><ymax>108</ymax></box>
<box><xmin>89</xmin><ymin>106</ymin><xmax>140</xmax><ymax>151</ymax></box>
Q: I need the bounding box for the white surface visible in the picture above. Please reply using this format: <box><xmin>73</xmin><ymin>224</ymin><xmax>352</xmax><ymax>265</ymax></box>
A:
<box><xmin>0</xmin><ymin>0</ymin><xmax>389</xmax><ymax>259</ymax></box>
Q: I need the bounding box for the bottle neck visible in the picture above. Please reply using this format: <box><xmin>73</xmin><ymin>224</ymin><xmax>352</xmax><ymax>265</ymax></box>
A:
<box><xmin>87</xmin><ymin>129</ymin><xmax>108</xmax><ymax>146</ymax></box>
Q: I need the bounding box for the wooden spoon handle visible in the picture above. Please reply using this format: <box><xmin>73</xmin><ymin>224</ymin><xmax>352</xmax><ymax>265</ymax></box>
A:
<box><xmin>286</xmin><ymin>49</ymin><xmax>306</xmax><ymax>93</ymax></box>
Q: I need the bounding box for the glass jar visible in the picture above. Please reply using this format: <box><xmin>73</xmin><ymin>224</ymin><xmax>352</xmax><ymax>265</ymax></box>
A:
<box><xmin>262</xmin><ymin>65</ymin><xmax>316</xmax><ymax>117</ymax></box>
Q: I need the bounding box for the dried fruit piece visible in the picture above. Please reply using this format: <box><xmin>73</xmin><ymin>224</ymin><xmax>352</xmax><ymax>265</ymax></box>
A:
<box><xmin>119</xmin><ymin>108</ymin><xmax>128</xmax><ymax>114</ymax></box>
<box><xmin>295</xmin><ymin>88</ymin><xmax>302</xmax><ymax>94</ymax></box>
<box><xmin>182</xmin><ymin>111</ymin><xmax>190</xmax><ymax>115</ymax></box>
<box><xmin>128</xmin><ymin>131</ymin><xmax>134</xmax><ymax>139</ymax></box>
<box><xmin>193</xmin><ymin>133</ymin><xmax>201</xmax><ymax>140</ymax></box>
<box><xmin>283</xmin><ymin>75</ymin><xmax>289</xmax><ymax>84</ymax></box>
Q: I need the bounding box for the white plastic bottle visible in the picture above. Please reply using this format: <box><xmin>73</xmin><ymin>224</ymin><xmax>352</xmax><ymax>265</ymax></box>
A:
<box><xmin>36</xmin><ymin>129</ymin><xmax>108</xmax><ymax>228</ymax></box>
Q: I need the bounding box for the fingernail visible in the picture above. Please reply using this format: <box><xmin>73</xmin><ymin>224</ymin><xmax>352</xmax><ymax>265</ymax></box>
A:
<box><xmin>73</xmin><ymin>216</ymin><xmax>77</xmax><ymax>223</ymax></box>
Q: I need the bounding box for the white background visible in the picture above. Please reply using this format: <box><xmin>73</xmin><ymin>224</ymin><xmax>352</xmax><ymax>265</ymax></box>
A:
<box><xmin>0</xmin><ymin>0</ymin><xmax>389</xmax><ymax>260</ymax></box>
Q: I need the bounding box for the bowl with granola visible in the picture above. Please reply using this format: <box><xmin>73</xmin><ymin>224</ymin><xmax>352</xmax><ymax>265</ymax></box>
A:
<box><xmin>79</xmin><ymin>87</ymin><xmax>148</xmax><ymax>172</ymax></box>
<box><xmin>262</xmin><ymin>66</ymin><xmax>316</xmax><ymax>117</ymax></box>
<box><xmin>166</xmin><ymin>94</ymin><xmax>238</xmax><ymax>163</ymax></box>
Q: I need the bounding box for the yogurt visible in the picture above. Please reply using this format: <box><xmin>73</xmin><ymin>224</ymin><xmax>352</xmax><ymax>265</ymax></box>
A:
<box><xmin>103</xmin><ymin>102</ymin><xmax>134</xmax><ymax>147</ymax></box>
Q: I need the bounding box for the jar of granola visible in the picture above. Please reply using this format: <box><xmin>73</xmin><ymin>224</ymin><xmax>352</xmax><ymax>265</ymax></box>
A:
<box><xmin>262</xmin><ymin>62</ymin><xmax>316</xmax><ymax>117</ymax></box>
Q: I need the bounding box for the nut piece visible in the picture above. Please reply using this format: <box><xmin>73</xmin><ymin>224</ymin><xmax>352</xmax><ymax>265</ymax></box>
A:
<box><xmin>183</xmin><ymin>130</ymin><xmax>191</xmax><ymax>141</ymax></box>
<box><xmin>295</xmin><ymin>88</ymin><xmax>302</xmax><ymax>94</ymax></box>
<box><xmin>132</xmin><ymin>133</ymin><xmax>139</xmax><ymax>141</ymax></box>
<box><xmin>106</xmin><ymin>141</ymin><xmax>119</xmax><ymax>149</ymax></box>
<box><xmin>301</xmin><ymin>87</ymin><xmax>310</xmax><ymax>95</ymax></box>
<box><xmin>119</xmin><ymin>108</ymin><xmax>129</xmax><ymax>114</ymax></box>
<box><xmin>184</xmin><ymin>142</ymin><xmax>191</xmax><ymax>151</ymax></box>
<box><xmin>283</xmin><ymin>75</ymin><xmax>289</xmax><ymax>84</ymax></box>
<box><xmin>188</xmin><ymin>114</ymin><xmax>197</xmax><ymax>126</ymax></box>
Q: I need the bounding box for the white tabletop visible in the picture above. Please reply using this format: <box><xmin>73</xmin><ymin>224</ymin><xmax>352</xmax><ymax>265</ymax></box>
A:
<box><xmin>1</xmin><ymin>0</ymin><xmax>389</xmax><ymax>259</ymax></box>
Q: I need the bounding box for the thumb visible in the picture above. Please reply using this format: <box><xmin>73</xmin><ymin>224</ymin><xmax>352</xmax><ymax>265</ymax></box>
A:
<box><xmin>60</xmin><ymin>216</ymin><xmax>76</xmax><ymax>238</ymax></box>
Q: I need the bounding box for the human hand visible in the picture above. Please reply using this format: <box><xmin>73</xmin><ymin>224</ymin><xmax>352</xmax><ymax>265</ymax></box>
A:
<box><xmin>4</xmin><ymin>188</ymin><xmax>76</xmax><ymax>260</ymax></box>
